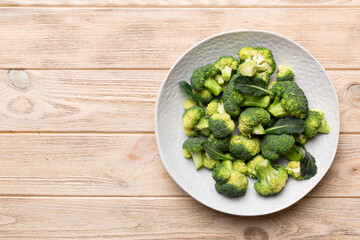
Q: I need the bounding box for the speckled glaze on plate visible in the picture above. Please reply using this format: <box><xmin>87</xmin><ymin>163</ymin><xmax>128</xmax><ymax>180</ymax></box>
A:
<box><xmin>155</xmin><ymin>30</ymin><xmax>340</xmax><ymax>216</ymax></box>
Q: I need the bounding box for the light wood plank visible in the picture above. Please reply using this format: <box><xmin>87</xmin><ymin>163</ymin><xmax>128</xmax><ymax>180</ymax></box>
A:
<box><xmin>0</xmin><ymin>197</ymin><xmax>358</xmax><ymax>239</ymax></box>
<box><xmin>0</xmin><ymin>70</ymin><xmax>358</xmax><ymax>133</ymax></box>
<box><xmin>0</xmin><ymin>133</ymin><xmax>357</xmax><ymax>197</ymax></box>
<box><xmin>0</xmin><ymin>8</ymin><xmax>359</xmax><ymax>69</ymax></box>
<box><xmin>1</xmin><ymin>0</ymin><xmax>360</xmax><ymax>7</ymax></box>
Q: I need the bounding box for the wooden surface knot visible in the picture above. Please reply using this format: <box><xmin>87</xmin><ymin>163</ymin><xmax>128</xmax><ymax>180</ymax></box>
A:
<box><xmin>345</xmin><ymin>84</ymin><xmax>360</xmax><ymax>106</ymax></box>
<box><xmin>7</xmin><ymin>70</ymin><xmax>29</xmax><ymax>89</ymax></box>
<box><xmin>244</xmin><ymin>226</ymin><xmax>269</xmax><ymax>240</ymax></box>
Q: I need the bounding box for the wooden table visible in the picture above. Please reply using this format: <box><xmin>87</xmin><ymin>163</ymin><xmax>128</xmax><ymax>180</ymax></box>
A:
<box><xmin>0</xmin><ymin>1</ymin><xmax>359</xmax><ymax>239</ymax></box>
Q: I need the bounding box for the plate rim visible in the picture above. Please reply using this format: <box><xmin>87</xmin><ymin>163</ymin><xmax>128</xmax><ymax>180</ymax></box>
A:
<box><xmin>154</xmin><ymin>29</ymin><xmax>340</xmax><ymax>216</ymax></box>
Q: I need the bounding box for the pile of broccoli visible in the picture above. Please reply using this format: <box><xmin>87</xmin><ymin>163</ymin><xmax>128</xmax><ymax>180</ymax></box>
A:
<box><xmin>180</xmin><ymin>47</ymin><xmax>330</xmax><ymax>197</ymax></box>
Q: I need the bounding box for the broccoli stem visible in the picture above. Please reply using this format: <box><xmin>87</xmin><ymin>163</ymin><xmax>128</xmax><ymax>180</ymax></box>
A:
<box><xmin>238</xmin><ymin>60</ymin><xmax>256</xmax><ymax>77</ymax></box>
<box><xmin>215</xmin><ymin>74</ymin><xmax>224</xmax><ymax>84</ymax></box>
<box><xmin>191</xmin><ymin>151</ymin><xmax>203</xmax><ymax>170</ymax></box>
<box><xmin>318</xmin><ymin>121</ymin><xmax>330</xmax><ymax>134</ymax></box>
<box><xmin>204</xmin><ymin>78</ymin><xmax>222</xmax><ymax>96</ymax></box>
<box><xmin>256</xmin><ymin>159</ymin><xmax>276</xmax><ymax>184</ymax></box>
<box><xmin>282</xmin><ymin>145</ymin><xmax>303</xmax><ymax>162</ymax></box>
<box><xmin>222</xmin><ymin>66</ymin><xmax>232</xmax><ymax>81</ymax></box>
<box><xmin>240</xmin><ymin>94</ymin><xmax>271</xmax><ymax>108</ymax></box>
<box><xmin>252</xmin><ymin>124</ymin><xmax>266</xmax><ymax>135</ymax></box>
<box><xmin>195</xmin><ymin>118</ymin><xmax>210</xmax><ymax>136</ymax></box>
<box><xmin>222</xmin><ymin>160</ymin><xmax>233</xmax><ymax>171</ymax></box>
<box><xmin>267</xmin><ymin>96</ymin><xmax>289</xmax><ymax>118</ymax></box>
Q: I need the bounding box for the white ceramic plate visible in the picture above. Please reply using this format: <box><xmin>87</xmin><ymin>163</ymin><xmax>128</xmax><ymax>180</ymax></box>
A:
<box><xmin>155</xmin><ymin>30</ymin><xmax>340</xmax><ymax>216</ymax></box>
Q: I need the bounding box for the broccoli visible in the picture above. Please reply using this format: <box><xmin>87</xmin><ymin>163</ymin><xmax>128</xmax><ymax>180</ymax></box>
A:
<box><xmin>229</xmin><ymin>135</ymin><xmax>260</xmax><ymax>161</ymax></box>
<box><xmin>206</xmin><ymin>98</ymin><xmax>225</xmax><ymax>116</ymax></box>
<box><xmin>214</xmin><ymin>56</ymin><xmax>238</xmax><ymax>81</ymax></box>
<box><xmin>209</xmin><ymin>112</ymin><xmax>235</xmax><ymax>138</ymax></box>
<box><xmin>286</xmin><ymin>161</ymin><xmax>303</xmax><ymax>180</ymax></box>
<box><xmin>304</xmin><ymin>109</ymin><xmax>330</xmax><ymax>139</ymax></box>
<box><xmin>277</xmin><ymin>65</ymin><xmax>294</xmax><ymax>81</ymax></box>
<box><xmin>260</xmin><ymin>134</ymin><xmax>303</xmax><ymax>162</ymax></box>
<box><xmin>182</xmin><ymin>106</ymin><xmax>210</xmax><ymax>136</ymax></box>
<box><xmin>233</xmin><ymin>159</ymin><xmax>248</xmax><ymax>175</ymax></box>
<box><xmin>215</xmin><ymin>74</ymin><xmax>225</xmax><ymax>85</ymax></box>
<box><xmin>267</xmin><ymin>81</ymin><xmax>309</xmax><ymax>119</ymax></box>
<box><xmin>254</xmin><ymin>158</ymin><xmax>288</xmax><ymax>196</ymax></box>
<box><xmin>190</xmin><ymin>64</ymin><xmax>222</xmax><ymax>96</ymax></box>
<box><xmin>267</xmin><ymin>81</ymin><xmax>276</xmax><ymax>90</ymax></box>
<box><xmin>246</xmin><ymin>155</ymin><xmax>266</xmax><ymax>178</ymax></box>
<box><xmin>182</xmin><ymin>137</ymin><xmax>206</xmax><ymax>169</ymax></box>
<box><xmin>222</xmin><ymin>78</ymin><xmax>271</xmax><ymax>118</ymax></box>
<box><xmin>212</xmin><ymin>160</ymin><xmax>248</xmax><ymax>197</ymax></box>
<box><xmin>238</xmin><ymin>47</ymin><xmax>276</xmax><ymax>83</ymax></box>
<box><xmin>203</xmin><ymin>152</ymin><xmax>220</xmax><ymax>170</ymax></box>
<box><xmin>184</xmin><ymin>99</ymin><xmax>198</xmax><ymax>110</ymax></box>
<box><xmin>209</xmin><ymin>134</ymin><xmax>231</xmax><ymax>153</ymax></box>
<box><xmin>238</xmin><ymin>107</ymin><xmax>271</xmax><ymax>137</ymax></box>
<box><xmin>193</xmin><ymin>88</ymin><xmax>214</xmax><ymax>105</ymax></box>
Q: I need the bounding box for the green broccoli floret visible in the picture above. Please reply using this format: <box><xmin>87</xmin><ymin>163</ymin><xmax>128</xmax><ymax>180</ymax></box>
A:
<box><xmin>209</xmin><ymin>113</ymin><xmax>235</xmax><ymax>138</ymax></box>
<box><xmin>286</xmin><ymin>161</ymin><xmax>304</xmax><ymax>180</ymax></box>
<box><xmin>222</xmin><ymin>78</ymin><xmax>271</xmax><ymax>118</ymax></box>
<box><xmin>238</xmin><ymin>47</ymin><xmax>276</xmax><ymax>83</ymax></box>
<box><xmin>246</xmin><ymin>155</ymin><xmax>266</xmax><ymax>178</ymax></box>
<box><xmin>190</xmin><ymin>64</ymin><xmax>222</xmax><ymax>96</ymax></box>
<box><xmin>202</xmin><ymin>152</ymin><xmax>220</xmax><ymax>170</ymax></box>
<box><xmin>238</xmin><ymin>107</ymin><xmax>271</xmax><ymax>137</ymax></box>
<box><xmin>260</xmin><ymin>134</ymin><xmax>303</xmax><ymax>162</ymax></box>
<box><xmin>182</xmin><ymin>106</ymin><xmax>209</xmax><ymax>136</ymax></box>
<box><xmin>182</xmin><ymin>137</ymin><xmax>206</xmax><ymax>170</ymax></box>
<box><xmin>254</xmin><ymin>158</ymin><xmax>288</xmax><ymax>196</ymax></box>
<box><xmin>206</xmin><ymin>98</ymin><xmax>225</xmax><ymax>116</ymax></box>
<box><xmin>277</xmin><ymin>65</ymin><xmax>294</xmax><ymax>82</ymax></box>
<box><xmin>209</xmin><ymin>134</ymin><xmax>231</xmax><ymax>153</ymax></box>
<box><xmin>183</xmin><ymin>99</ymin><xmax>198</xmax><ymax>110</ymax></box>
<box><xmin>267</xmin><ymin>81</ymin><xmax>309</xmax><ymax>119</ymax></box>
<box><xmin>214</xmin><ymin>56</ymin><xmax>238</xmax><ymax>81</ymax></box>
<box><xmin>193</xmin><ymin>88</ymin><xmax>214</xmax><ymax>105</ymax></box>
<box><xmin>304</xmin><ymin>109</ymin><xmax>330</xmax><ymax>139</ymax></box>
<box><xmin>233</xmin><ymin>159</ymin><xmax>248</xmax><ymax>175</ymax></box>
<box><xmin>212</xmin><ymin>160</ymin><xmax>248</xmax><ymax>198</ymax></box>
<box><xmin>229</xmin><ymin>135</ymin><xmax>260</xmax><ymax>161</ymax></box>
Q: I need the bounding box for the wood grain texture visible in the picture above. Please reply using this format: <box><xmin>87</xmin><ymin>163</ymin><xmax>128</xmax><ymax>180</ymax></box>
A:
<box><xmin>0</xmin><ymin>133</ymin><xmax>357</xmax><ymax>197</ymax></box>
<box><xmin>0</xmin><ymin>197</ymin><xmax>358</xmax><ymax>239</ymax></box>
<box><xmin>0</xmin><ymin>8</ymin><xmax>359</xmax><ymax>69</ymax></box>
<box><xmin>0</xmin><ymin>70</ymin><xmax>358</xmax><ymax>133</ymax></box>
<box><xmin>1</xmin><ymin>0</ymin><xmax>360</xmax><ymax>7</ymax></box>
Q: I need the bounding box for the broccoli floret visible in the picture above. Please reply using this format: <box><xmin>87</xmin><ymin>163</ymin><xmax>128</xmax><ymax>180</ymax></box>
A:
<box><xmin>222</xmin><ymin>78</ymin><xmax>271</xmax><ymax>118</ymax></box>
<box><xmin>206</xmin><ymin>98</ymin><xmax>225</xmax><ymax>116</ymax></box>
<box><xmin>190</xmin><ymin>64</ymin><xmax>222</xmax><ymax>96</ymax></box>
<box><xmin>182</xmin><ymin>106</ymin><xmax>209</xmax><ymax>136</ymax></box>
<box><xmin>267</xmin><ymin>81</ymin><xmax>309</xmax><ymax>119</ymax></box>
<box><xmin>246</xmin><ymin>155</ymin><xmax>266</xmax><ymax>178</ymax></box>
<box><xmin>209</xmin><ymin>113</ymin><xmax>235</xmax><ymax>138</ymax></box>
<box><xmin>254</xmin><ymin>158</ymin><xmax>288</xmax><ymax>196</ymax></box>
<box><xmin>203</xmin><ymin>152</ymin><xmax>220</xmax><ymax>170</ymax></box>
<box><xmin>182</xmin><ymin>137</ymin><xmax>206</xmax><ymax>169</ymax></box>
<box><xmin>277</xmin><ymin>65</ymin><xmax>295</xmax><ymax>82</ymax></box>
<box><xmin>209</xmin><ymin>134</ymin><xmax>231</xmax><ymax>153</ymax></box>
<box><xmin>238</xmin><ymin>47</ymin><xmax>276</xmax><ymax>83</ymax></box>
<box><xmin>212</xmin><ymin>160</ymin><xmax>248</xmax><ymax>198</ymax></box>
<box><xmin>304</xmin><ymin>109</ymin><xmax>330</xmax><ymax>139</ymax></box>
<box><xmin>184</xmin><ymin>99</ymin><xmax>198</xmax><ymax>110</ymax></box>
<box><xmin>260</xmin><ymin>134</ymin><xmax>303</xmax><ymax>162</ymax></box>
<box><xmin>229</xmin><ymin>135</ymin><xmax>260</xmax><ymax>161</ymax></box>
<box><xmin>214</xmin><ymin>56</ymin><xmax>238</xmax><ymax>81</ymax></box>
<box><xmin>238</xmin><ymin>107</ymin><xmax>271</xmax><ymax>137</ymax></box>
<box><xmin>233</xmin><ymin>159</ymin><xmax>248</xmax><ymax>175</ymax></box>
<box><xmin>193</xmin><ymin>88</ymin><xmax>214</xmax><ymax>105</ymax></box>
<box><xmin>286</xmin><ymin>161</ymin><xmax>304</xmax><ymax>180</ymax></box>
